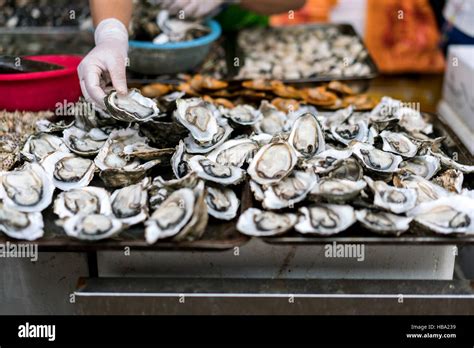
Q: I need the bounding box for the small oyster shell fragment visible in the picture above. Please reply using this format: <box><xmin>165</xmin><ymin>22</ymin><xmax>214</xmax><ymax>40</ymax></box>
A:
<box><xmin>63</xmin><ymin>127</ymin><xmax>108</xmax><ymax>156</ymax></box>
<box><xmin>105</xmin><ymin>89</ymin><xmax>162</xmax><ymax>122</ymax></box>
<box><xmin>408</xmin><ymin>196</ymin><xmax>474</xmax><ymax>234</ymax></box>
<box><xmin>295</xmin><ymin>204</ymin><xmax>356</xmax><ymax>235</ymax></box>
<box><xmin>62</xmin><ymin>213</ymin><xmax>123</xmax><ymax>241</ymax></box>
<box><xmin>288</xmin><ymin>113</ymin><xmax>325</xmax><ymax>158</ymax></box>
<box><xmin>188</xmin><ymin>156</ymin><xmax>245</xmax><ymax>185</ymax></box>
<box><xmin>351</xmin><ymin>142</ymin><xmax>402</xmax><ymax>173</ymax></box>
<box><xmin>205</xmin><ymin>185</ymin><xmax>240</xmax><ymax>220</ymax></box>
<box><xmin>21</xmin><ymin>133</ymin><xmax>69</xmax><ymax>162</ymax></box>
<box><xmin>207</xmin><ymin>138</ymin><xmax>258</xmax><ymax>168</ymax></box>
<box><xmin>54</xmin><ymin>187</ymin><xmax>111</xmax><ymax>219</ymax></box>
<box><xmin>365</xmin><ymin>176</ymin><xmax>417</xmax><ymax>214</ymax></box>
<box><xmin>111</xmin><ymin>178</ymin><xmax>150</xmax><ymax>226</ymax></box>
<box><xmin>310</xmin><ymin>178</ymin><xmax>366</xmax><ymax>202</ymax></box>
<box><xmin>432</xmin><ymin>169</ymin><xmax>463</xmax><ymax>194</ymax></box>
<box><xmin>356</xmin><ymin>209</ymin><xmax>413</xmax><ymax>236</ymax></box>
<box><xmin>42</xmin><ymin>152</ymin><xmax>95</xmax><ymax>191</ymax></box>
<box><xmin>398</xmin><ymin>155</ymin><xmax>440</xmax><ymax>179</ymax></box>
<box><xmin>237</xmin><ymin>208</ymin><xmax>297</xmax><ymax>237</ymax></box>
<box><xmin>380</xmin><ymin>130</ymin><xmax>418</xmax><ymax>158</ymax></box>
<box><xmin>0</xmin><ymin>202</ymin><xmax>44</xmax><ymax>241</ymax></box>
<box><xmin>247</xmin><ymin>141</ymin><xmax>297</xmax><ymax>185</ymax></box>
<box><xmin>261</xmin><ymin>170</ymin><xmax>318</xmax><ymax>210</ymax></box>
<box><xmin>175</xmin><ymin>98</ymin><xmax>220</xmax><ymax>143</ymax></box>
<box><xmin>0</xmin><ymin>162</ymin><xmax>54</xmax><ymax>212</ymax></box>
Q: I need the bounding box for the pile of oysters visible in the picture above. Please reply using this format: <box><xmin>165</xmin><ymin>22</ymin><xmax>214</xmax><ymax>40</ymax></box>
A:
<box><xmin>0</xmin><ymin>84</ymin><xmax>473</xmax><ymax>243</ymax></box>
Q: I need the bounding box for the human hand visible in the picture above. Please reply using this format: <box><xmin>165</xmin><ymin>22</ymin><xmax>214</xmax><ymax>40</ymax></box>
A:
<box><xmin>77</xmin><ymin>18</ymin><xmax>129</xmax><ymax>108</ymax></box>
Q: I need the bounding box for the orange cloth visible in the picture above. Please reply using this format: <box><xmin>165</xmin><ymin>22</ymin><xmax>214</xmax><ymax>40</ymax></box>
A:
<box><xmin>365</xmin><ymin>0</ymin><xmax>445</xmax><ymax>73</ymax></box>
<box><xmin>270</xmin><ymin>0</ymin><xmax>338</xmax><ymax>26</ymax></box>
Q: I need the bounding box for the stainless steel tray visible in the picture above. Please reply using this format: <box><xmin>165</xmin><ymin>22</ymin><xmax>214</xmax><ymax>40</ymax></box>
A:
<box><xmin>226</xmin><ymin>23</ymin><xmax>379</xmax><ymax>83</ymax></box>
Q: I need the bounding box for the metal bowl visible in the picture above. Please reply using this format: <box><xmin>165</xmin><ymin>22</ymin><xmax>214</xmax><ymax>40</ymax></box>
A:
<box><xmin>128</xmin><ymin>19</ymin><xmax>221</xmax><ymax>75</ymax></box>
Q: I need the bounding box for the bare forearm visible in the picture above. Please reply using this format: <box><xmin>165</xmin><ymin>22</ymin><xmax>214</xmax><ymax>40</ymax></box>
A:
<box><xmin>90</xmin><ymin>0</ymin><xmax>133</xmax><ymax>27</ymax></box>
<box><xmin>239</xmin><ymin>0</ymin><xmax>306</xmax><ymax>15</ymax></box>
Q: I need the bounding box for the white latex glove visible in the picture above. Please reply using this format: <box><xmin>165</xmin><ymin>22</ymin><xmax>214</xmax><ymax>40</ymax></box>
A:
<box><xmin>161</xmin><ymin>0</ymin><xmax>224</xmax><ymax>19</ymax></box>
<box><xmin>77</xmin><ymin>18</ymin><xmax>129</xmax><ymax>108</ymax></box>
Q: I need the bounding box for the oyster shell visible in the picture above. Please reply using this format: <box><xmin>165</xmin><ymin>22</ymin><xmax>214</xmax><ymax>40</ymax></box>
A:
<box><xmin>175</xmin><ymin>98</ymin><xmax>220</xmax><ymax>143</ymax></box>
<box><xmin>408</xmin><ymin>196</ymin><xmax>474</xmax><ymax>234</ymax></box>
<box><xmin>42</xmin><ymin>152</ymin><xmax>95</xmax><ymax>191</ymax></box>
<box><xmin>288</xmin><ymin>112</ymin><xmax>325</xmax><ymax>158</ymax></box>
<box><xmin>393</xmin><ymin>171</ymin><xmax>451</xmax><ymax>204</ymax></box>
<box><xmin>183</xmin><ymin>119</ymin><xmax>233</xmax><ymax>154</ymax></box>
<box><xmin>63</xmin><ymin>126</ymin><xmax>108</xmax><ymax>156</ymax></box>
<box><xmin>62</xmin><ymin>213</ymin><xmax>123</xmax><ymax>241</ymax></box>
<box><xmin>207</xmin><ymin>138</ymin><xmax>258</xmax><ymax>168</ymax></box>
<box><xmin>298</xmin><ymin>148</ymin><xmax>352</xmax><ymax>174</ymax></box>
<box><xmin>351</xmin><ymin>142</ymin><xmax>402</xmax><ymax>173</ymax></box>
<box><xmin>104</xmin><ymin>89</ymin><xmax>163</xmax><ymax>122</ymax></box>
<box><xmin>260</xmin><ymin>170</ymin><xmax>318</xmax><ymax>210</ymax></box>
<box><xmin>326</xmin><ymin>157</ymin><xmax>364</xmax><ymax>181</ymax></box>
<box><xmin>54</xmin><ymin>186</ymin><xmax>111</xmax><ymax>219</ymax></box>
<box><xmin>330</xmin><ymin>119</ymin><xmax>369</xmax><ymax>146</ymax></box>
<box><xmin>205</xmin><ymin>185</ymin><xmax>240</xmax><ymax>220</ymax></box>
<box><xmin>295</xmin><ymin>204</ymin><xmax>356</xmax><ymax>235</ymax></box>
<box><xmin>364</xmin><ymin>176</ymin><xmax>417</xmax><ymax>214</ymax></box>
<box><xmin>188</xmin><ymin>156</ymin><xmax>245</xmax><ymax>185</ymax></box>
<box><xmin>111</xmin><ymin>178</ymin><xmax>150</xmax><ymax>226</ymax></box>
<box><xmin>237</xmin><ymin>208</ymin><xmax>297</xmax><ymax>236</ymax></box>
<box><xmin>171</xmin><ymin>140</ymin><xmax>191</xmax><ymax>178</ymax></box>
<box><xmin>0</xmin><ymin>201</ymin><xmax>44</xmax><ymax>241</ymax></box>
<box><xmin>254</xmin><ymin>101</ymin><xmax>287</xmax><ymax>135</ymax></box>
<box><xmin>430</xmin><ymin>150</ymin><xmax>474</xmax><ymax>174</ymax></box>
<box><xmin>247</xmin><ymin>140</ymin><xmax>297</xmax><ymax>185</ymax></box>
<box><xmin>398</xmin><ymin>155</ymin><xmax>440</xmax><ymax>179</ymax></box>
<box><xmin>21</xmin><ymin>132</ymin><xmax>69</xmax><ymax>162</ymax></box>
<box><xmin>432</xmin><ymin>169</ymin><xmax>463</xmax><ymax>193</ymax></box>
<box><xmin>0</xmin><ymin>162</ymin><xmax>54</xmax><ymax>212</ymax></box>
<box><xmin>148</xmin><ymin>172</ymin><xmax>200</xmax><ymax>210</ymax></box>
<box><xmin>310</xmin><ymin>178</ymin><xmax>366</xmax><ymax>202</ymax></box>
<box><xmin>356</xmin><ymin>209</ymin><xmax>413</xmax><ymax>236</ymax></box>
<box><xmin>223</xmin><ymin>104</ymin><xmax>262</xmax><ymax>126</ymax></box>
<box><xmin>380</xmin><ymin>130</ymin><xmax>418</xmax><ymax>158</ymax></box>
<box><xmin>145</xmin><ymin>183</ymin><xmax>208</xmax><ymax>243</ymax></box>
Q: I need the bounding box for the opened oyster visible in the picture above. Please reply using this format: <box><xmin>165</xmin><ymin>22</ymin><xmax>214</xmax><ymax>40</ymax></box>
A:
<box><xmin>111</xmin><ymin>178</ymin><xmax>150</xmax><ymax>226</ymax></box>
<box><xmin>398</xmin><ymin>155</ymin><xmax>440</xmax><ymax>179</ymax></box>
<box><xmin>380</xmin><ymin>130</ymin><xmax>418</xmax><ymax>158</ymax></box>
<box><xmin>310</xmin><ymin>178</ymin><xmax>366</xmax><ymax>202</ymax></box>
<box><xmin>63</xmin><ymin>213</ymin><xmax>123</xmax><ymax>241</ymax></box>
<box><xmin>0</xmin><ymin>162</ymin><xmax>54</xmax><ymax>212</ymax></box>
<box><xmin>54</xmin><ymin>186</ymin><xmax>111</xmax><ymax>219</ymax></box>
<box><xmin>356</xmin><ymin>209</ymin><xmax>413</xmax><ymax>235</ymax></box>
<box><xmin>247</xmin><ymin>140</ymin><xmax>297</xmax><ymax>185</ymax></box>
<box><xmin>175</xmin><ymin>98</ymin><xmax>220</xmax><ymax>144</ymax></box>
<box><xmin>365</xmin><ymin>176</ymin><xmax>417</xmax><ymax>214</ymax></box>
<box><xmin>148</xmin><ymin>172</ymin><xmax>200</xmax><ymax>209</ymax></box>
<box><xmin>105</xmin><ymin>89</ymin><xmax>163</xmax><ymax>122</ymax></box>
<box><xmin>207</xmin><ymin>138</ymin><xmax>259</xmax><ymax>168</ymax></box>
<box><xmin>259</xmin><ymin>170</ymin><xmax>318</xmax><ymax>210</ymax></box>
<box><xmin>326</xmin><ymin>157</ymin><xmax>364</xmax><ymax>181</ymax></box>
<box><xmin>330</xmin><ymin>119</ymin><xmax>369</xmax><ymax>146</ymax></box>
<box><xmin>205</xmin><ymin>185</ymin><xmax>240</xmax><ymax>220</ymax></box>
<box><xmin>224</xmin><ymin>104</ymin><xmax>262</xmax><ymax>126</ymax></box>
<box><xmin>145</xmin><ymin>183</ymin><xmax>208</xmax><ymax>243</ymax></box>
<box><xmin>0</xmin><ymin>201</ymin><xmax>44</xmax><ymax>241</ymax></box>
<box><xmin>188</xmin><ymin>156</ymin><xmax>245</xmax><ymax>185</ymax></box>
<box><xmin>393</xmin><ymin>171</ymin><xmax>451</xmax><ymax>204</ymax></box>
<box><xmin>254</xmin><ymin>101</ymin><xmax>287</xmax><ymax>135</ymax></box>
<box><xmin>298</xmin><ymin>148</ymin><xmax>352</xmax><ymax>175</ymax></box>
<box><xmin>21</xmin><ymin>132</ymin><xmax>69</xmax><ymax>162</ymax></box>
<box><xmin>295</xmin><ymin>204</ymin><xmax>356</xmax><ymax>235</ymax></box>
<box><xmin>63</xmin><ymin>126</ymin><xmax>108</xmax><ymax>156</ymax></box>
<box><xmin>351</xmin><ymin>141</ymin><xmax>402</xmax><ymax>174</ymax></box>
<box><xmin>171</xmin><ymin>140</ymin><xmax>191</xmax><ymax>178</ymax></box>
<box><xmin>408</xmin><ymin>196</ymin><xmax>474</xmax><ymax>234</ymax></box>
<box><xmin>237</xmin><ymin>208</ymin><xmax>297</xmax><ymax>236</ymax></box>
<box><xmin>288</xmin><ymin>113</ymin><xmax>325</xmax><ymax>158</ymax></box>
<box><xmin>42</xmin><ymin>152</ymin><xmax>95</xmax><ymax>191</ymax></box>
<box><xmin>183</xmin><ymin>119</ymin><xmax>233</xmax><ymax>154</ymax></box>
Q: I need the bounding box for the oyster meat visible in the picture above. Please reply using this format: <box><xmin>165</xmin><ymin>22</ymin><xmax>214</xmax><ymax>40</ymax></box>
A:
<box><xmin>356</xmin><ymin>209</ymin><xmax>413</xmax><ymax>235</ymax></box>
<box><xmin>365</xmin><ymin>176</ymin><xmax>417</xmax><ymax>214</ymax></box>
<box><xmin>224</xmin><ymin>104</ymin><xmax>262</xmax><ymax>126</ymax></box>
<box><xmin>380</xmin><ymin>130</ymin><xmax>418</xmax><ymax>158</ymax></box>
<box><xmin>398</xmin><ymin>155</ymin><xmax>440</xmax><ymax>179</ymax></box>
<box><xmin>295</xmin><ymin>204</ymin><xmax>356</xmax><ymax>235</ymax></box>
<box><xmin>205</xmin><ymin>185</ymin><xmax>240</xmax><ymax>220</ymax></box>
<box><xmin>207</xmin><ymin>138</ymin><xmax>258</xmax><ymax>168</ymax></box>
<box><xmin>175</xmin><ymin>98</ymin><xmax>220</xmax><ymax>143</ymax></box>
<box><xmin>63</xmin><ymin>213</ymin><xmax>123</xmax><ymax>241</ymax></box>
<box><xmin>111</xmin><ymin>178</ymin><xmax>150</xmax><ymax>226</ymax></box>
<box><xmin>42</xmin><ymin>152</ymin><xmax>95</xmax><ymax>191</ymax></box>
<box><xmin>288</xmin><ymin>112</ymin><xmax>325</xmax><ymax>158</ymax></box>
<box><xmin>0</xmin><ymin>162</ymin><xmax>54</xmax><ymax>212</ymax></box>
<box><xmin>393</xmin><ymin>172</ymin><xmax>451</xmax><ymax>204</ymax></box>
<box><xmin>351</xmin><ymin>142</ymin><xmax>402</xmax><ymax>173</ymax></box>
<box><xmin>63</xmin><ymin>126</ymin><xmax>108</xmax><ymax>156</ymax></box>
<box><xmin>188</xmin><ymin>156</ymin><xmax>245</xmax><ymax>185</ymax></box>
<box><xmin>237</xmin><ymin>208</ymin><xmax>297</xmax><ymax>236</ymax></box>
<box><xmin>54</xmin><ymin>186</ymin><xmax>111</xmax><ymax>219</ymax></box>
<box><xmin>310</xmin><ymin>178</ymin><xmax>366</xmax><ymax>202</ymax></box>
<box><xmin>21</xmin><ymin>132</ymin><xmax>69</xmax><ymax>162</ymax></box>
<box><xmin>105</xmin><ymin>89</ymin><xmax>163</xmax><ymax>122</ymax></box>
<box><xmin>0</xmin><ymin>201</ymin><xmax>44</xmax><ymax>241</ymax></box>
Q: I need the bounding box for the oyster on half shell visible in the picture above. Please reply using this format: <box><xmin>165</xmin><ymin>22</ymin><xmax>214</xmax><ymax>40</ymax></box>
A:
<box><xmin>356</xmin><ymin>209</ymin><xmax>413</xmax><ymax>236</ymax></box>
<box><xmin>175</xmin><ymin>98</ymin><xmax>220</xmax><ymax>144</ymax></box>
<box><xmin>62</xmin><ymin>213</ymin><xmax>123</xmax><ymax>241</ymax></box>
<box><xmin>295</xmin><ymin>204</ymin><xmax>355</xmax><ymax>235</ymax></box>
<box><xmin>188</xmin><ymin>156</ymin><xmax>245</xmax><ymax>185</ymax></box>
<box><xmin>364</xmin><ymin>176</ymin><xmax>417</xmax><ymax>214</ymax></box>
<box><xmin>105</xmin><ymin>89</ymin><xmax>163</xmax><ymax>122</ymax></box>
<box><xmin>205</xmin><ymin>185</ymin><xmax>240</xmax><ymax>220</ymax></box>
<box><xmin>54</xmin><ymin>186</ymin><xmax>111</xmax><ymax>219</ymax></box>
<box><xmin>288</xmin><ymin>112</ymin><xmax>325</xmax><ymax>158</ymax></box>
<box><xmin>237</xmin><ymin>208</ymin><xmax>297</xmax><ymax>237</ymax></box>
<box><xmin>62</xmin><ymin>126</ymin><xmax>108</xmax><ymax>156</ymax></box>
<box><xmin>0</xmin><ymin>201</ymin><xmax>44</xmax><ymax>241</ymax></box>
<box><xmin>21</xmin><ymin>132</ymin><xmax>69</xmax><ymax>162</ymax></box>
<box><xmin>111</xmin><ymin>178</ymin><xmax>150</xmax><ymax>226</ymax></box>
